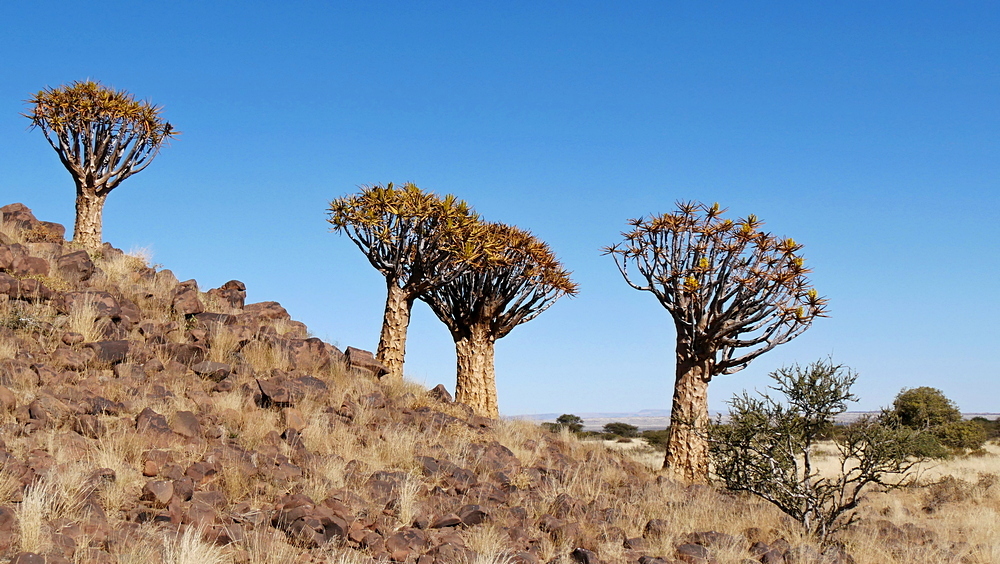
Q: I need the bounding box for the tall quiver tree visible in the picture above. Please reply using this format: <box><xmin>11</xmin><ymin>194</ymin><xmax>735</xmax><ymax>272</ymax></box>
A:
<box><xmin>328</xmin><ymin>183</ymin><xmax>490</xmax><ymax>380</ymax></box>
<box><xmin>420</xmin><ymin>223</ymin><xmax>578</xmax><ymax>418</ymax></box>
<box><xmin>25</xmin><ymin>81</ymin><xmax>177</xmax><ymax>249</ymax></box>
<box><xmin>605</xmin><ymin>202</ymin><xmax>827</xmax><ymax>483</ymax></box>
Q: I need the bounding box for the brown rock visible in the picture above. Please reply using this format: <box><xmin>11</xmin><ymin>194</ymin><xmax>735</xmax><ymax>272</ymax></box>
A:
<box><xmin>191</xmin><ymin>361</ymin><xmax>231</xmax><ymax>381</ymax></box>
<box><xmin>207</xmin><ymin>280</ymin><xmax>246</xmax><ymax>309</ymax></box>
<box><xmin>644</xmin><ymin>518</ymin><xmax>670</xmax><ymax>539</ymax></box>
<box><xmin>243</xmin><ymin>301</ymin><xmax>290</xmax><ymax>320</ymax></box>
<box><xmin>51</xmin><ymin>347</ymin><xmax>95</xmax><ymax>371</ymax></box>
<box><xmin>72</xmin><ymin>414</ymin><xmax>105</xmax><ymax>439</ymax></box>
<box><xmin>142</xmin><ymin>460</ymin><xmax>159</xmax><ymax>477</ymax></box>
<box><xmin>170</xmin><ymin>411</ymin><xmax>202</xmax><ymax>439</ymax></box>
<box><xmin>10</xmin><ymin>256</ymin><xmax>49</xmax><ymax>277</ymax></box>
<box><xmin>458</xmin><ymin>504</ymin><xmax>487</xmax><ymax>526</ymax></box>
<box><xmin>428</xmin><ymin>384</ymin><xmax>453</xmax><ymax>403</ymax></box>
<box><xmin>10</xmin><ymin>553</ymin><xmax>45</xmax><ymax>564</ymax></box>
<box><xmin>1</xmin><ymin>204</ymin><xmax>39</xmax><ymax>228</ymax></box>
<box><xmin>345</xmin><ymin>346</ymin><xmax>389</xmax><ymax>378</ymax></box>
<box><xmin>0</xmin><ymin>386</ymin><xmax>16</xmax><ymax>412</ymax></box>
<box><xmin>61</xmin><ymin>332</ymin><xmax>85</xmax><ymax>346</ymax></box>
<box><xmin>0</xmin><ymin>506</ymin><xmax>18</xmax><ymax>551</ymax></box>
<box><xmin>84</xmin><ymin>340</ymin><xmax>130</xmax><ymax>364</ymax></box>
<box><xmin>430</xmin><ymin>514</ymin><xmax>462</xmax><ymax>528</ymax></box>
<box><xmin>384</xmin><ymin>528</ymin><xmax>428</xmax><ymax>559</ymax></box>
<box><xmin>570</xmin><ymin>548</ymin><xmax>601</xmax><ymax>564</ymax></box>
<box><xmin>171</xmin><ymin>282</ymin><xmax>204</xmax><ymax>316</ymax></box>
<box><xmin>59</xmin><ymin>291</ymin><xmax>121</xmax><ymax>319</ymax></box>
<box><xmin>158</xmin><ymin>343</ymin><xmax>206</xmax><ymax>366</ymax></box>
<box><xmin>136</xmin><ymin>408</ymin><xmax>171</xmax><ymax>434</ymax></box>
<box><xmin>56</xmin><ymin>251</ymin><xmax>95</xmax><ymax>283</ymax></box>
<box><xmin>140</xmin><ymin>481</ymin><xmax>174</xmax><ymax>507</ymax></box>
<box><xmin>287</xmin><ymin>337</ymin><xmax>331</xmax><ymax>371</ymax></box>
<box><xmin>675</xmin><ymin>544</ymin><xmax>717</xmax><ymax>564</ymax></box>
<box><xmin>282</xmin><ymin>407</ymin><xmax>306</xmax><ymax>432</ymax></box>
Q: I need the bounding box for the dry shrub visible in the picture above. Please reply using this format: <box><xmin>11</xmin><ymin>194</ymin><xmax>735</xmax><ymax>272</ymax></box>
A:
<box><xmin>162</xmin><ymin>525</ymin><xmax>232</xmax><ymax>564</ymax></box>
<box><xmin>0</xmin><ymin>464</ymin><xmax>23</xmax><ymax>505</ymax></box>
<box><xmin>207</xmin><ymin>326</ymin><xmax>242</xmax><ymax>364</ymax></box>
<box><xmin>62</xmin><ymin>293</ymin><xmax>111</xmax><ymax>342</ymax></box>
<box><xmin>241</xmin><ymin>340</ymin><xmax>291</xmax><ymax>373</ymax></box>
<box><xmin>464</xmin><ymin>524</ymin><xmax>516</xmax><ymax>564</ymax></box>
<box><xmin>243</xmin><ymin>527</ymin><xmax>299</xmax><ymax>564</ymax></box>
<box><xmin>17</xmin><ymin>464</ymin><xmax>95</xmax><ymax>552</ymax></box>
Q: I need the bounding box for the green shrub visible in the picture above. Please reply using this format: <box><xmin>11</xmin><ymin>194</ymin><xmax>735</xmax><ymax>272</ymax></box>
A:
<box><xmin>935</xmin><ymin>420</ymin><xmax>987</xmax><ymax>450</ymax></box>
<box><xmin>890</xmin><ymin>387</ymin><xmax>961</xmax><ymax>429</ymax></box>
<box><xmin>710</xmin><ymin>359</ymin><xmax>923</xmax><ymax>541</ymax></box>
<box><xmin>641</xmin><ymin>429</ymin><xmax>670</xmax><ymax>450</ymax></box>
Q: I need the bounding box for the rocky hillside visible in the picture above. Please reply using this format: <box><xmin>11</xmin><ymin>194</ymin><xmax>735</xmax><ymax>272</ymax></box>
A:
<box><xmin>0</xmin><ymin>203</ymin><xmax>992</xmax><ymax>564</ymax></box>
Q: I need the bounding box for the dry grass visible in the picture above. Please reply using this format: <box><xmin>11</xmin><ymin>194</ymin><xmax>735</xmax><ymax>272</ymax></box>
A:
<box><xmin>162</xmin><ymin>525</ymin><xmax>232</xmax><ymax>564</ymax></box>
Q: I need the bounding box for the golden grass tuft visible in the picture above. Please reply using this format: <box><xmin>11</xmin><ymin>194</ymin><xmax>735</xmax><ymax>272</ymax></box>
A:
<box><xmin>161</xmin><ymin>525</ymin><xmax>232</xmax><ymax>564</ymax></box>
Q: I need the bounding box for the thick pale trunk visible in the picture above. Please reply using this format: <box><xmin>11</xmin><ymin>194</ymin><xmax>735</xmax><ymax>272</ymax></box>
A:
<box><xmin>453</xmin><ymin>324</ymin><xmax>498</xmax><ymax>418</ymax></box>
<box><xmin>73</xmin><ymin>190</ymin><xmax>107</xmax><ymax>250</ymax></box>
<box><xmin>663</xmin><ymin>354</ymin><xmax>713</xmax><ymax>483</ymax></box>
<box><xmin>376</xmin><ymin>283</ymin><xmax>413</xmax><ymax>381</ymax></box>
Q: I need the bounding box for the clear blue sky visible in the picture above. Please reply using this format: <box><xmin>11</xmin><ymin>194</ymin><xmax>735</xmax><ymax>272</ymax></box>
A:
<box><xmin>2</xmin><ymin>1</ymin><xmax>997</xmax><ymax>416</ymax></box>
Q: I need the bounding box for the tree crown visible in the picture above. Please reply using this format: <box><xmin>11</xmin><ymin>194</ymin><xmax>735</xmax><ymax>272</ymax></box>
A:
<box><xmin>327</xmin><ymin>183</ymin><xmax>496</xmax><ymax>292</ymax></box>
<box><xmin>890</xmin><ymin>386</ymin><xmax>962</xmax><ymax>430</ymax></box>
<box><xmin>419</xmin><ymin>222</ymin><xmax>578</xmax><ymax>339</ymax></box>
<box><xmin>606</xmin><ymin>201</ymin><xmax>828</xmax><ymax>375</ymax></box>
<box><xmin>25</xmin><ymin>80</ymin><xmax>177</xmax><ymax>193</ymax></box>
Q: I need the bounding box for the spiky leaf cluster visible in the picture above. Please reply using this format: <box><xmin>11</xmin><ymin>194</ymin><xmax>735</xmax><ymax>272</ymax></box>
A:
<box><xmin>605</xmin><ymin>201</ymin><xmax>828</xmax><ymax>374</ymax></box>
<box><xmin>327</xmin><ymin>183</ymin><xmax>494</xmax><ymax>293</ymax></box>
<box><xmin>25</xmin><ymin>80</ymin><xmax>177</xmax><ymax>194</ymax></box>
<box><xmin>420</xmin><ymin>222</ymin><xmax>578</xmax><ymax>340</ymax></box>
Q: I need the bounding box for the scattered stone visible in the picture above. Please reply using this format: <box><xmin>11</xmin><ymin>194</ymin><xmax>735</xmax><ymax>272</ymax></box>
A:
<box><xmin>85</xmin><ymin>340</ymin><xmax>131</xmax><ymax>364</ymax></box>
<box><xmin>345</xmin><ymin>346</ymin><xmax>389</xmax><ymax>378</ymax></box>
<box><xmin>140</xmin><ymin>481</ymin><xmax>174</xmax><ymax>507</ymax></box>
<box><xmin>191</xmin><ymin>361</ymin><xmax>231</xmax><ymax>381</ymax></box>
<box><xmin>428</xmin><ymin>384</ymin><xmax>453</xmax><ymax>403</ymax></box>
<box><xmin>170</xmin><ymin>411</ymin><xmax>202</xmax><ymax>439</ymax></box>
<box><xmin>57</xmin><ymin>250</ymin><xmax>95</xmax><ymax>283</ymax></box>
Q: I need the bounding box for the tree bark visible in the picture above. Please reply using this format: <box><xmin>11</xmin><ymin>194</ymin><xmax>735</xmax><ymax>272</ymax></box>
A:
<box><xmin>663</xmin><ymin>354</ymin><xmax>714</xmax><ymax>483</ymax></box>
<box><xmin>454</xmin><ymin>323</ymin><xmax>498</xmax><ymax>418</ymax></box>
<box><xmin>376</xmin><ymin>282</ymin><xmax>414</xmax><ymax>381</ymax></box>
<box><xmin>73</xmin><ymin>189</ymin><xmax>107</xmax><ymax>250</ymax></box>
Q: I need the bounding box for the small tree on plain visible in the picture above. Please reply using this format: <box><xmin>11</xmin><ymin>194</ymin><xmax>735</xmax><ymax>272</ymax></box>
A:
<box><xmin>606</xmin><ymin>202</ymin><xmax>827</xmax><ymax>482</ymax></box>
<box><xmin>328</xmin><ymin>183</ymin><xmax>492</xmax><ymax>380</ymax></box>
<box><xmin>710</xmin><ymin>359</ymin><xmax>923</xmax><ymax>542</ymax></box>
<box><xmin>603</xmin><ymin>422</ymin><xmax>640</xmax><ymax>437</ymax></box>
<box><xmin>890</xmin><ymin>386</ymin><xmax>961</xmax><ymax>430</ymax></box>
<box><xmin>419</xmin><ymin>223</ymin><xmax>577</xmax><ymax>417</ymax></box>
<box><xmin>24</xmin><ymin>81</ymin><xmax>177</xmax><ymax>249</ymax></box>
<box><xmin>554</xmin><ymin>414</ymin><xmax>584</xmax><ymax>433</ymax></box>
<box><xmin>885</xmin><ymin>387</ymin><xmax>986</xmax><ymax>453</ymax></box>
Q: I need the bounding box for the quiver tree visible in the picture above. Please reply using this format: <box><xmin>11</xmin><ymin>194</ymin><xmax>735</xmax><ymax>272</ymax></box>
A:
<box><xmin>24</xmin><ymin>81</ymin><xmax>177</xmax><ymax>249</ymax></box>
<box><xmin>605</xmin><ymin>201</ymin><xmax>827</xmax><ymax>482</ymax></box>
<box><xmin>419</xmin><ymin>223</ymin><xmax>577</xmax><ymax>418</ymax></box>
<box><xmin>328</xmin><ymin>183</ymin><xmax>492</xmax><ymax>380</ymax></box>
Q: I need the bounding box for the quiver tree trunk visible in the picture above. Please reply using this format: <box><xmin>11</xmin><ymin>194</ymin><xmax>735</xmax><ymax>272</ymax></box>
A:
<box><xmin>663</xmin><ymin>355</ymin><xmax>713</xmax><ymax>483</ymax></box>
<box><xmin>453</xmin><ymin>323</ymin><xmax>498</xmax><ymax>418</ymax></box>
<box><xmin>376</xmin><ymin>282</ymin><xmax>414</xmax><ymax>380</ymax></box>
<box><xmin>73</xmin><ymin>189</ymin><xmax>107</xmax><ymax>250</ymax></box>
